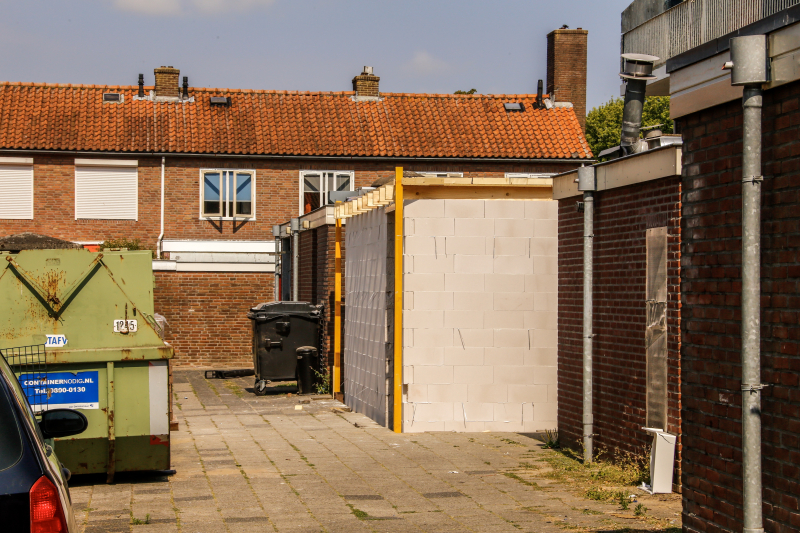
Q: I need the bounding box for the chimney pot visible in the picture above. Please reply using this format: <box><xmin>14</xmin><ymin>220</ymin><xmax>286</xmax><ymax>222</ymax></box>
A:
<box><xmin>353</xmin><ymin>66</ymin><xmax>380</xmax><ymax>98</ymax></box>
<box><xmin>546</xmin><ymin>27</ymin><xmax>588</xmax><ymax>131</ymax></box>
<box><xmin>154</xmin><ymin>66</ymin><xmax>180</xmax><ymax>98</ymax></box>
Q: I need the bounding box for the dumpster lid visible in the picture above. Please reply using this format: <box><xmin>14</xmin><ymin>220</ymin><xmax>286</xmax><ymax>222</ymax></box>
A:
<box><xmin>0</xmin><ymin>233</ymin><xmax>81</xmax><ymax>252</ymax></box>
<box><xmin>247</xmin><ymin>301</ymin><xmax>322</xmax><ymax>319</ymax></box>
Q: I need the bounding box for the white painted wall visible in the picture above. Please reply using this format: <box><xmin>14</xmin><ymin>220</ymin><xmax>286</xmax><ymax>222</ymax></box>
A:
<box><xmin>402</xmin><ymin>199</ymin><xmax>557</xmax><ymax>433</ymax></box>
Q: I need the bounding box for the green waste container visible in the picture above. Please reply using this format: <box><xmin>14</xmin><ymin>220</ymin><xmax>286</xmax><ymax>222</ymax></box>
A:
<box><xmin>0</xmin><ymin>247</ymin><xmax>174</xmax><ymax>481</ymax></box>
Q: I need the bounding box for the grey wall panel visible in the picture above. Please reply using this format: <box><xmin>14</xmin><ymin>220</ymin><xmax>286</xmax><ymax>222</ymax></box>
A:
<box><xmin>344</xmin><ymin>207</ymin><xmax>389</xmax><ymax>426</ymax></box>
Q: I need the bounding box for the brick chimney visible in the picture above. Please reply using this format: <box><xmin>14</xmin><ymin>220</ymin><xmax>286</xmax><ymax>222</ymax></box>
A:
<box><xmin>546</xmin><ymin>28</ymin><xmax>588</xmax><ymax>131</ymax></box>
<box><xmin>154</xmin><ymin>66</ymin><xmax>180</xmax><ymax>98</ymax></box>
<box><xmin>352</xmin><ymin>66</ymin><xmax>380</xmax><ymax>98</ymax></box>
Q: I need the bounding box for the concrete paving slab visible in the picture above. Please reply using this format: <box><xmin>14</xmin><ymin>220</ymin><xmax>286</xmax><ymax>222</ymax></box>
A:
<box><xmin>70</xmin><ymin>370</ymin><xmax>681</xmax><ymax>533</ymax></box>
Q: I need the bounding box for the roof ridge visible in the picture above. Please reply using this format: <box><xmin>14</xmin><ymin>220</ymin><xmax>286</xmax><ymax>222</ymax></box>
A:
<box><xmin>0</xmin><ymin>81</ymin><xmax>550</xmax><ymax>99</ymax></box>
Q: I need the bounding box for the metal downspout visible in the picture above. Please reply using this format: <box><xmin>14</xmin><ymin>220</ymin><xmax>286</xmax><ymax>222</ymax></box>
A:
<box><xmin>577</xmin><ymin>165</ymin><xmax>596</xmax><ymax>463</ymax></box>
<box><xmin>291</xmin><ymin>218</ymin><xmax>300</xmax><ymax>302</ymax></box>
<box><xmin>726</xmin><ymin>35</ymin><xmax>768</xmax><ymax>533</ymax></box>
<box><xmin>156</xmin><ymin>157</ymin><xmax>165</xmax><ymax>259</ymax></box>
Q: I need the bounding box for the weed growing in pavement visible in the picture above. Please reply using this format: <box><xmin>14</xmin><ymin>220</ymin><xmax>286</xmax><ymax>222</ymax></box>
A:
<box><xmin>541</xmin><ymin>446</ymin><xmax>649</xmax><ymax>487</ymax></box>
<box><xmin>617</xmin><ymin>492</ymin><xmax>630</xmax><ymax>510</ymax></box>
<box><xmin>542</xmin><ymin>429</ymin><xmax>560</xmax><ymax>449</ymax></box>
<box><xmin>347</xmin><ymin>504</ymin><xmax>368</xmax><ymax>519</ymax></box>
<box><xmin>312</xmin><ymin>368</ymin><xmax>331</xmax><ymax>394</ymax></box>
<box><xmin>585</xmin><ymin>487</ymin><xmax>623</xmax><ymax>502</ymax></box>
<box><xmin>634</xmin><ymin>503</ymin><xmax>648</xmax><ymax>516</ymax></box>
<box><xmin>131</xmin><ymin>514</ymin><xmax>151</xmax><ymax>525</ymax></box>
<box><xmin>222</xmin><ymin>380</ymin><xmax>244</xmax><ymax>398</ymax></box>
<box><xmin>499</xmin><ymin>438</ymin><xmax>524</xmax><ymax>446</ymax></box>
<box><xmin>503</xmin><ymin>472</ymin><xmax>540</xmax><ymax>489</ymax></box>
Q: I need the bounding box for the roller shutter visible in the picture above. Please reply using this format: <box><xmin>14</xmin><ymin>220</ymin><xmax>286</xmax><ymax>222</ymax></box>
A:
<box><xmin>75</xmin><ymin>164</ymin><xmax>138</xmax><ymax>220</ymax></box>
<box><xmin>0</xmin><ymin>164</ymin><xmax>33</xmax><ymax>219</ymax></box>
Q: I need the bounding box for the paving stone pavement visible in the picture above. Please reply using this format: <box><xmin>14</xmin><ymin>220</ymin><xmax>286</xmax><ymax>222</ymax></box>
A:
<box><xmin>68</xmin><ymin>370</ymin><xmax>682</xmax><ymax>533</ymax></box>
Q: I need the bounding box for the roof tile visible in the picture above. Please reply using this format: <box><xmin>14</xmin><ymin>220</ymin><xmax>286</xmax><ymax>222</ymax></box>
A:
<box><xmin>0</xmin><ymin>83</ymin><xmax>592</xmax><ymax>159</ymax></box>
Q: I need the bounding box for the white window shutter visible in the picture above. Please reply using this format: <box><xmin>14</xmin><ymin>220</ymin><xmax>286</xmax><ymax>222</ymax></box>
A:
<box><xmin>0</xmin><ymin>165</ymin><xmax>34</xmax><ymax>219</ymax></box>
<box><xmin>75</xmin><ymin>166</ymin><xmax>138</xmax><ymax>220</ymax></box>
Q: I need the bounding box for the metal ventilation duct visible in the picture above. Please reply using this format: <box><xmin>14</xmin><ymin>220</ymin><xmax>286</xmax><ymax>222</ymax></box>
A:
<box><xmin>620</xmin><ymin>53</ymin><xmax>659</xmax><ymax>156</ymax></box>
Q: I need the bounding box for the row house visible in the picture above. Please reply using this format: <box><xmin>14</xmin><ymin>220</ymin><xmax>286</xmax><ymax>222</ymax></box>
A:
<box><xmin>0</xmin><ymin>29</ymin><xmax>591</xmax><ymax>368</ymax></box>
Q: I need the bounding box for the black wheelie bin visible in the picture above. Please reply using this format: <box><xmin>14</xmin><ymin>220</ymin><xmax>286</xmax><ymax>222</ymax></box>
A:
<box><xmin>247</xmin><ymin>302</ymin><xmax>322</xmax><ymax>395</ymax></box>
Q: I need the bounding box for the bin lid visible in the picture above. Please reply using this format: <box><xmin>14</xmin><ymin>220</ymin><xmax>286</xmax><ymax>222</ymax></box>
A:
<box><xmin>296</xmin><ymin>346</ymin><xmax>318</xmax><ymax>354</ymax></box>
<box><xmin>247</xmin><ymin>301</ymin><xmax>322</xmax><ymax>320</ymax></box>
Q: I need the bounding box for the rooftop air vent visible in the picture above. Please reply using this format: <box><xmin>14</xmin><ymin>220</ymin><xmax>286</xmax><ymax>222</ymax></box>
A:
<box><xmin>503</xmin><ymin>102</ymin><xmax>525</xmax><ymax>112</ymax></box>
<box><xmin>103</xmin><ymin>93</ymin><xmax>122</xmax><ymax>102</ymax></box>
<box><xmin>210</xmin><ymin>96</ymin><xmax>231</xmax><ymax>106</ymax></box>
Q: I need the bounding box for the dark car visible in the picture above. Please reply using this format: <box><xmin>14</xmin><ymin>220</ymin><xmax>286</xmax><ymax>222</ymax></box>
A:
<box><xmin>0</xmin><ymin>354</ymin><xmax>87</xmax><ymax>533</ymax></box>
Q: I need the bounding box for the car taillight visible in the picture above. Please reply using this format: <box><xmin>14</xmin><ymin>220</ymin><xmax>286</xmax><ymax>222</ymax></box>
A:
<box><xmin>29</xmin><ymin>476</ymin><xmax>67</xmax><ymax>533</ymax></box>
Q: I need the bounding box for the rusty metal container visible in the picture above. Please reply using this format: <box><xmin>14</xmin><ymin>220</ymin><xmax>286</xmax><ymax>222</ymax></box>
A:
<box><xmin>0</xmin><ymin>247</ymin><xmax>173</xmax><ymax>480</ymax></box>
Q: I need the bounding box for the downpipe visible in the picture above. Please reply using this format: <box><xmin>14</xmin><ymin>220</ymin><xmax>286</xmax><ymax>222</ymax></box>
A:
<box><xmin>577</xmin><ymin>166</ymin><xmax>596</xmax><ymax>463</ymax></box>
<box><xmin>291</xmin><ymin>217</ymin><xmax>300</xmax><ymax>302</ymax></box>
<box><xmin>725</xmin><ymin>35</ymin><xmax>768</xmax><ymax>533</ymax></box>
<box><xmin>156</xmin><ymin>157</ymin><xmax>165</xmax><ymax>259</ymax></box>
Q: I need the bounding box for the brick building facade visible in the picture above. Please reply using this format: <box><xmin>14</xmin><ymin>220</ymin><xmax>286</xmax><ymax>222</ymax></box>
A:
<box><xmin>0</xmin><ymin>38</ymin><xmax>591</xmax><ymax>367</ymax></box>
<box><xmin>554</xmin><ymin>147</ymin><xmax>683</xmax><ymax>476</ymax></box>
<box><xmin>678</xmin><ymin>79</ymin><xmax>800</xmax><ymax>533</ymax></box>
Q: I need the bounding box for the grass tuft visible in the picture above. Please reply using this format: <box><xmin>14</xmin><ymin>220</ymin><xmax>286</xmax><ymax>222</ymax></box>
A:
<box><xmin>131</xmin><ymin>514</ymin><xmax>151</xmax><ymax>525</ymax></box>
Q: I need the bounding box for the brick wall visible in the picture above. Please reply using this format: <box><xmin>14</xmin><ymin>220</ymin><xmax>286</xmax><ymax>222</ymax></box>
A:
<box><xmin>557</xmin><ymin>177</ymin><xmax>682</xmax><ymax>466</ymax></box>
<box><xmin>0</xmin><ymin>153</ymin><xmax>576</xmax><ymax>248</ymax></box>
<box><xmin>546</xmin><ymin>28</ymin><xmax>588</xmax><ymax>131</ymax></box>
<box><xmin>297</xmin><ymin>223</ymin><xmax>346</xmax><ymax>376</ymax></box>
<box><xmin>679</xmin><ymin>80</ymin><xmax>800</xmax><ymax>533</ymax></box>
<box><xmin>0</xmin><ymin>154</ymin><xmax>577</xmax><ymax>367</ymax></box>
<box><xmin>153</xmin><ymin>271</ymin><xmax>273</xmax><ymax>368</ymax></box>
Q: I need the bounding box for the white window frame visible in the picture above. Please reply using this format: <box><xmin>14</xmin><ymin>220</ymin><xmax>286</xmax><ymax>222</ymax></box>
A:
<box><xmin>0</xmin><ymin>157</ymin><xmax>34</xmax><ymax>220</ymax></box>
<box><xmin>505</xmin><ymin>172</ymin><xmax>555</xmax><ymax>179</ymax></box>
<box><xmin>74</xmin><ymin>159</ymin><xmax>138</xmax><ymax>220</ymax></box>
<box><xmin>299</xmin><ymin>170</ymin><xmax>354</xmax><ymax>215</ymax></box>
<box><xmin>199</xmin><ymin>169</ymin><xmax>256</xmax><ymax>220</ymax></box>
<box><xmin>418</xmin><ymin>172</ymin><xmax>463</xmax><ymax>178</ymax></box>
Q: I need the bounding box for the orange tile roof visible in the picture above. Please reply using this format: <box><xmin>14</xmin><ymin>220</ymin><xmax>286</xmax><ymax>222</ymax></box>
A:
<box><xmin>0</xmin><ymin>82</ymin><xmax>592</xmax><ymax>159</ymax></box>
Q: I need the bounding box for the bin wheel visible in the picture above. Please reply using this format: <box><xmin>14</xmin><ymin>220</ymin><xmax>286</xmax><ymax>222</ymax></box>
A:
<box><xmin>254</xmin><ymin>379</ymin><xmax>269</xmax><ymax>396</ymax></box>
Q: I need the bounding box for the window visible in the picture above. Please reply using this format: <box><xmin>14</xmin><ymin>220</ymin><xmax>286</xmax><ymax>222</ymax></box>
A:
<box><xmin>418</xmin><ymin>172</ymin><xmax>463</xmax><ymax>178</ymax></box>
<box><xmin>200</xmin><ymin>170</ymin><xmax>255</xmax><ymax>219</ymax></box>
<box><xmin>299</xmin><ymin>171</ymin><xmax>353</xmax><ymax>214</ymax></box>
<box><xmin>505</xmin><ymin>173</ymin><xmax>555</xmax><ymax>179</ymax></box>
<box><xmin>75</xmin><ymin>159</ymin><xmax>138</xmax><ymax>220</ymax></box>
<box><xmin>0</xmin><ymin>159</ymin><xmax>33</xmax><ymax>219</ymax></box>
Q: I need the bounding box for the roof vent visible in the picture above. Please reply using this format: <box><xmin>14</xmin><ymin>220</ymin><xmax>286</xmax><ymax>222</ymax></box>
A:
<box><xmin>210</xmin><ymin>96</ymin><xmax>231</xmax><ymax>106</ymax></box>
<box><xmin>503</xmin><ymin>102</ymin><xmax>525</xmax><ymax>112</ymax></box>
<box><xmin>103</xmin><ymin>93</ymin><xmax>122</xmax><ymax>103</ymax></box>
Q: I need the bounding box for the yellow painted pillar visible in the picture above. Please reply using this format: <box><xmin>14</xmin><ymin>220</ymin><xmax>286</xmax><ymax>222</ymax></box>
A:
<box><xmin>333</xmin><ymin>215</ymin><xmax>342</xmax><ymax>397</ymax></box>
<box><xmin>393</xmin><ymin>167</ymin><xmax>404</xmax><ymax>432</ymax></box>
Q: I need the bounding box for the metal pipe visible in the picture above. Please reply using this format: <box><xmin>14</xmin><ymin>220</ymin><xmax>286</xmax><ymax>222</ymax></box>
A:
<box><xmin>620</xmin><ymin>78</ymin><xmax>647</xmax><ymax>154</ymax></box>
<box><xmin>156</xmin><ymin>157</ymin><xmax>165</xmax><ymax>259</ymax></box>
<box><xmin>741</xmin><ymin>84</ymin><xmax>764</xmax><ymax>533</ymax></box>
<box><xmin>619</xmin><ymin>54</ymin><xmax>658</xmax><ymax>155</ymax></box>
<box><xmin>582</xmin><ymin>190</ymin><xmax>594</xmax><ymax>463</ymax></box>
<box><xmin>291</xmin><ymin>218</ymin><xmax>300</xmax><ymax>302</ymax></box>
<box><xmin>272</xmin><ymin>224</ymin><xmax>281</xmax><ymax>302</ymax></box>
<box><xmin>727</xmin><ymin>35</ymin><xmax>767</xmax><ymax>533</ymax></box>
<box><xmin>577</xmin><ymin>165</ymin><xmax>595</xmax><ymax>463</ymax></box>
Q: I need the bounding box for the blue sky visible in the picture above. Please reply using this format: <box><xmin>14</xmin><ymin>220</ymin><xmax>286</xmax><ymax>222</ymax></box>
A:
<box><xmin>1</xmin><ymin>0</ymin><xmax>633</xmax><ymax>113</ymax></box>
